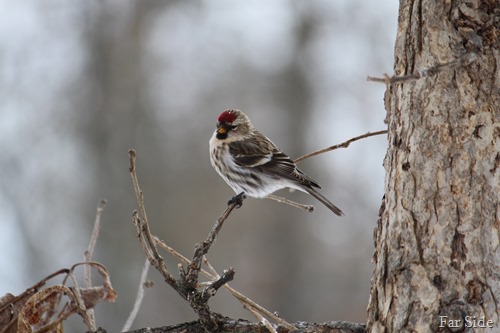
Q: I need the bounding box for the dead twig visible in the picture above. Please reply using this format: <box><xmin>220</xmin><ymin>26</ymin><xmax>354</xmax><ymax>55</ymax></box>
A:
<box><xmin>122</xmin><ymin>258</ymin><xmax>152</xmax><ymax>332</ymax></box>
<box><xmin>129</xmin><ymin>149</ymin><xmax>178</xmax><ymax>292</ymax></box>
<box><xmin>367</xmin><ymin>52</ymin><xmax>478</xmax><ymax>84</ymax></box>
<box><xmin>182</xmin><ymin>201</ymin><xmax>240</xmax><ymax>291</ymax></box>
<box><xmin>294</xmin><ymin>130</ymin><xmax>388</xmax><ymax>163</ymax></box>
<box><xmin>244</xmin><ymin>304</ymin><xmax>278</xmax><ymax>333</ymax></box>
<box><xmin>265</xmin><ymin>194</ymin><xmax>314</xmax><ymax>212</ymax></box>
<box><xmin>83</xmin><ymin>199</ymin><xmax>107</xmax><ymax>330</ymax></box>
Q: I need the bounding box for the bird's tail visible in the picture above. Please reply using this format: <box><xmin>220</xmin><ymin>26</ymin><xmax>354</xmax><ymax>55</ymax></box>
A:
<box><xmin>305</xmin><ymin>187</ymin><xmax>344</xmax><ymax>216</ymax></box>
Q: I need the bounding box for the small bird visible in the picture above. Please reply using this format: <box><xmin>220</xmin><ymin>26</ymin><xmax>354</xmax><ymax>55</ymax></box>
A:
<box><xmin>209</xmin><ymin>109</ymin><xmax>343</xmax><ymax>216</ymax></box>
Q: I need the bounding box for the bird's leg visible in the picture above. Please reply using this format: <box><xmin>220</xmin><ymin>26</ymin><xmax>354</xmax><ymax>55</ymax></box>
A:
<box><xmin>228</xmin><ymin>192</ymin><xmax>246</xmax><ymax>208</ymax></box>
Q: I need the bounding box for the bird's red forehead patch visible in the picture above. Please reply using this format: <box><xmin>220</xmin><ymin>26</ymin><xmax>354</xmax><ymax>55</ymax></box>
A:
<box><xmin>218</xmin><ymin>110</ymin><xmax>238</xmax><ymax>123</ymax></box>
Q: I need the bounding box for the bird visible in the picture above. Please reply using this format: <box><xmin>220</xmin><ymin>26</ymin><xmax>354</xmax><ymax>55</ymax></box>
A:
<box><xmin>209</xmin><ymin>109</ymin><xmax>344</xmax><ymax>216</ymax></box>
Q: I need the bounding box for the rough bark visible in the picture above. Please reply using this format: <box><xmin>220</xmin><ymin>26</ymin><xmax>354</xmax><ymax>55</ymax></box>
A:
<box><xmin>367</xmin><ymin>0</ymin><xmax>499</xmax><ymax>332</ymax></box>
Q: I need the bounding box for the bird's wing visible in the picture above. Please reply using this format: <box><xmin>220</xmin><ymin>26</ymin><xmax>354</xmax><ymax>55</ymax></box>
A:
<box><xmin>227</xmin><ymin>133</ymin><xmax>274</xmax><ymax>167</ymax></box>
<box><xmin>228</xmin><ymin>133</ymin><xmax>321</xmax><ymax>188</ymax></box>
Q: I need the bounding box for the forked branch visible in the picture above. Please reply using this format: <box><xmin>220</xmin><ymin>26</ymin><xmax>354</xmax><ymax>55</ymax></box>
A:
<box><xmin>129</xmin><ymin>149</ymin><xmax>240</xmax><ymax>332</ymax></box>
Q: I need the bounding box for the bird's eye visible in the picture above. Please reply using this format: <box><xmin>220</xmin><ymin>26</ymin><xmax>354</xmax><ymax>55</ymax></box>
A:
<box><xmin>231</xmin><ymin>125</ymin><xmax>237</xmax><ymax>130</ymax></box>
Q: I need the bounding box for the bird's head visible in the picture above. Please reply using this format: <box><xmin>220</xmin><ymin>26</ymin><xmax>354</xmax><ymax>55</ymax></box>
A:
<box><xmin>215</xmin><ymin>109</ymin><xmax>253</xmax><ymax>140</ymax></box>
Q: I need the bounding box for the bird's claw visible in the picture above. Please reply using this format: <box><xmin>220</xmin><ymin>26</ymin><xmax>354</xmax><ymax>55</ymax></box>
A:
<box><xmin>228</xmin><ymin>192</ymin><xmax>246</xmax><ymax>208</ymax></box>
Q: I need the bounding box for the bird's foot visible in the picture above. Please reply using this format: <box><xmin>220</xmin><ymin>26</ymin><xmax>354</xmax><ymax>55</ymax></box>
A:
<box><xmin>228</xmin><ymin>192</ymin><xmax>246</xmax><ymax>208</ymax></box>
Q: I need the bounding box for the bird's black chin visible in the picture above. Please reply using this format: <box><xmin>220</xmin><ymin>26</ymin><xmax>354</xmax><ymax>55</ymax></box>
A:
<box><xmin>216</xmin><ymin>132</ymin><xmax>228</xmax><ymax>140</ymax></box>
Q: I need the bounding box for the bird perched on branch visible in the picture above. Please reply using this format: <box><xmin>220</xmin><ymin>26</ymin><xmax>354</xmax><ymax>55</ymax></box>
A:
<box><xmin>209</xmin><ymin>109</ymin><xmax>343</xmax><ymax>216</ymax></box>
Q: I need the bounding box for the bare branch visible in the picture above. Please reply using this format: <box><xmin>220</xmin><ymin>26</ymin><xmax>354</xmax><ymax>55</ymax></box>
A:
<box><xmin>221</xmin><ymin>283</ymin><xmax>295</xmax><ymax>330</ymax></box>
<box><xmin>122</xmin><ymin>320</ymin><xmax>366</xmax><ymax>333</ymax></box>
<box><xmin>294</xmin><ymin>130</ymin><xmax>388</xmax><ymax>163</ymax></box>
<box><xmin>200</xmin><ymin>268</ymin><xmax>235</xmax><ymax>303</ymax></box>
<box><xmin>83</xmin><ymin>199</ymin><xmax>107</xmax><ymax>329</ymax></box>
<box><xmin>84</xmin><ymin>200</ymin><xmax>107</xmax><ymax>272</ymax></box>
<box><xmin>122</xmin><ymin>259</ymin><xmax>152</xmax><ymax>332</ymax></box>
<box><xmin>202</xmin><ymin>255</ymin><xmax>219</xmax><ymax>277</ymax></box>
<box><xmin>265</xmin><ymin>194</ymin><xmax>314</xmax><ymax>212</ymax></box>
<box><xmin>65</xmin><ymin>266</ymin><xmax>95</xmax><ymax>330</ymax></box>
<box><xmin>367</xmin><ymin>52</ymin><xmax>478</xmax><ymax>84</ymax></box>
<box><xmin>244</xmin><ymin>304</ymin><xmax>278</xmax><ymax>333</ymax></box>
<box><xmin>183</xmin><ymin>200</ymin><xmax>240</xmax><ymax>291</ymax></box>
<box><xmin>129</xmin><ymin>149</ymin><xmax>179</xmax><ymax>292</ymax></box>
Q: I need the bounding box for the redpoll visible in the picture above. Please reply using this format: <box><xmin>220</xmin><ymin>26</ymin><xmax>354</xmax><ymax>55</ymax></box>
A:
<box><xmin>209</xmin><ymin>109</ymin><xmax>343</xmax><ymax>216</ymax></box>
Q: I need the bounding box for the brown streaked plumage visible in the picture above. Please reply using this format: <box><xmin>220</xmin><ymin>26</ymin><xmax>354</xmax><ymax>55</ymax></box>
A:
<box><xmin>209</xmin><ymin>109</ymin><xmax>343</xmax><ymax>216</ymax></box>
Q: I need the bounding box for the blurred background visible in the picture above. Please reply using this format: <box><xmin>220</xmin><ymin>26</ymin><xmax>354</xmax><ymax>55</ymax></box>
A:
<box><xmin>0</xmin><ymin>0</ymin><xmax>397</xmax><ymax>331</ymax></box>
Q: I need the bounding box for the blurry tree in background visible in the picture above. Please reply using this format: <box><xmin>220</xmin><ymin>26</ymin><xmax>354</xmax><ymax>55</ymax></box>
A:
<box><xmin>0</xmin><ymin>1</ymin><xmax>396</xmax><ymax>332</ymax></box>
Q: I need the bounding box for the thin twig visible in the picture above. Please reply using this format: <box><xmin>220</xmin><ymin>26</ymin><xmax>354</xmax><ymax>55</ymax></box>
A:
<box><xmin>265</xmin><ymin>194</ymin><xmax>314</xmax><ymax>212</ymax></box>
<box><xmin>222</xmin><ymin>283</ymin><xmax>295</xmax><ymax>330</ymax></box>
<box><xmin>83</xmin><ymin>199</ymin><xmax>107</xmax><ymax>329</ymax></box>
<box><xmin>182</xmin><ymin>201</ymin><xmax>241</xmax><ymax>332</ymax></box>
<box><xmin>201</xmin><ymin>268</ymin><xmax>235</xmax><ymax>303</ymax></box>
<box><xmin>184</xmin><ymin>201</ymin><xmax>240</xmax><ymax>290</ymax></box>
<box><xmin>66</xmin><ymin>265</ymin><xmax>94</xmax><ymax>331</ymax></box>
<box><xmin>294</xmin><ymin>130</ymin><xmax>388</xmax><ymax>163</ymax></box>
<box><xmin>367</xmin><ymin>52</ymin><xmax>478</xmax><ymax>84</ymax></box>
<box><xmin>129</xmin><ymin>150</ymin><xmax>151</xmax><ymax>241</ymax></box>
<box><xmin>129</xmin><ymin>149</ymin><xmax>178</xmax><ymax>291</ymax></box>
<box><xmin>132</xmin><ymin>209</ymin><xmax>178</xmax><ymax>296</ymax></box>
<box><xmin>122</xmin><ymin>258</ymin><xmax>151</xmax><ymax>332</ymax></box>
<box><xmin>244</xmin><ymin>304</ymin><xmax>278</xmax><ymax>333</ymax></box>
<box><xmin>203</xmin><ymin>256</ymin><xmax>219</xmax><ymax>277</ymax></box>
<box><xmin>84</xmin><ymin>199</ymin><xmax>107</xmax><ymax>280</ymax></box>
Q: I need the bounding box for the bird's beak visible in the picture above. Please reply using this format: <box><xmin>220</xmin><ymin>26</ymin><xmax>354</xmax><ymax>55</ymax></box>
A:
<box><xmin>217</xmin><ymin>127</ymin><xmax>228</xmax><ymax>134</ymax></box>
<box><xmin>216</xmin><ymin>123</ymin><xmax>228</xmax><ymax>134</ymax></box>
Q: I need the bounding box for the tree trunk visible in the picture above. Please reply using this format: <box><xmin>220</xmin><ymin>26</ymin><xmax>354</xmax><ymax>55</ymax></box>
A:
<box><xmin>367</xmin><ymin>0</ymin><xmax>499</xmax><ymax>332</ymax></box>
